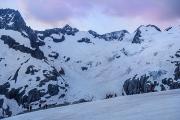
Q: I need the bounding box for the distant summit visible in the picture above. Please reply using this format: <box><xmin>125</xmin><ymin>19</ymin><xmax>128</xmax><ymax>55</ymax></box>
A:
<box><xmin>132</xmin><ymin>25</ymin><xmax>161</xmax><ymax>44</ymax></box>
<box><xmin>0</xmin><ymin>9</ymin><xmax>26</xmax><ymax>31</ymax></box>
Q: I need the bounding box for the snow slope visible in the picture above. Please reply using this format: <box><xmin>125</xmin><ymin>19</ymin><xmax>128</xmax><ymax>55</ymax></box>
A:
<box><xmin>5</xmin><ymin>89</ymin><xmax>180</xmax><ymax>120</ymax></box>
<box><xmin>37</xmin><ymin>24</ymin><xmax>180</xmax><ymax>101</ymax></box>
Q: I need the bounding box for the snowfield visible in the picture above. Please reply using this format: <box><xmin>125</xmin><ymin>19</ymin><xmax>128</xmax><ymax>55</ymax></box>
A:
<box><xmin>5</xmin><ymin>89</ymin><xmax>180</xmax><ymax>120</ymax></box>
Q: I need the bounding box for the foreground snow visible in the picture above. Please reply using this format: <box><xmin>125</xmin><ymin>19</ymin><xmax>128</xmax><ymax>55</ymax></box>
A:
<box><xmin>5</xmin><ymin>89</ymin><xmax>180</xmax><ymax>120</ymax></box>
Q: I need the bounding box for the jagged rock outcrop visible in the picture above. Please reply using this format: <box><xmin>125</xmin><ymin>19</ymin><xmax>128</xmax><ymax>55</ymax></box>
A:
<box><xmin>78</xmin><ymin>38</ymin><xmax>92</xmax><ymax>44</ymax></box>
<box><xmin>0</xmin><ymin>35</ymin><xmax>45</xmax><ymax>60</ymax></box>
<box><xmin>0</xmin><ymin>9</ymin><xmax>26</xmax><ymax>31</ymax></box>
<box><xmin>102</xmin><ymin>30</ymin><xmax>129</xmax><ymax>41</ymax></box>
<box><xmin>36</xmin><ymin>24</ymin><xmax>79</xmax><ymax>42</ymax></box>
<box><xmin>132</xmin><ymin>28</ymin><xmax>143</xmax><ymax>44</ymax></box>
<box><xmin>88</xmin><ymin>30</ymin><xmax>129</xmax><ymax>41</ymax></box>
<box><xmin>123</xmin><ymin>75</ymin><xmax>155</xmax><ymax>95</ymax></box>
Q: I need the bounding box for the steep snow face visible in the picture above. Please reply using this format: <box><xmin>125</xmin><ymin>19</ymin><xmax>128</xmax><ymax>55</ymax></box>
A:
<box><xmin>5</xmin><ymin>89</ymin><xmax>180</xmax><ymax>120</ymax></box>
<box><xmin>38</xmin><ymin>24</ymin><xmax>180</xmax><ymax>100</ymax></box>
<box><xmin>0</xmin><ymin>8</ymin><xmax>180</xmax><ymax>118</ymax></box>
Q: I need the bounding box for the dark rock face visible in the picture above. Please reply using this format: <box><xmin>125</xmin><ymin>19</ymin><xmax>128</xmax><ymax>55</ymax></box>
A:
<box><xmin>61</xmin><ymin>24</ymin><xmax>79</xmax><ymax>35</ymax></box>
<box><xmin>0</xmin><ymin>82</ymin><xmax>10</xmax><ymax>95</ymax></box>
<box><xmin>146</xmin><ymin>25</ymin><xmax>161</xmax><ymax>32</ymax></box>
<box><xmin>161</xmin><ymin>78</ymin><xmax>180</xmax><ymax>90</ymax></box>
<box><xmin>170</xmin><ymin>81</ymin><xmax>180</xmax><ymax>89</ymax></box>
<box><xmin>0</xmin><ymin>102</ymin><xmax>12</xmax><ymax>118</ymax></box>
<box><xmin>102</xmin><ymin>30</ymin><xmax>129</xmax><ymax>41</ymax></box>
<box><xmin>48</xmin><ymin>52</ymin><xmax>59</xmax><ymax>59</ymax></box>
<box><xmin>25</xmin><ymin>26</ymin><xmax>45</xmax><ymax>48</ymax></box>
<box><xmin>4</xmin><ymin>106</ymin><xmax>12</xmax><ymax>117</ymax></box>
<box><xmin>7</xmin><ymin>87</ymin><xmax>24</xmax><ymax>105</ymax></box>
<box><xmin>48</xmin><ymin>84</ymin><xmax>59</xmax><ymax>96</ymax></box>
<box><xmin>43</xmin><ymin>68</ymin><xmax>59</xmax><ymax>81</ymax></box>
<box><xmin>0</xmin><ymin>35</ymin><xmax>45</xmax><ymax>60</ymax></box>
<box><xmin>160</xmin><ymin>84</ymin><xmax>166</xmax><ymax>91</ymax></box>
<box><xmin>123</xmin><ymin>75</ymin><xmax>155</xmax><ymax>95</ymax></box>
<box><xmin>105</xmin><ymin>93</ymin><xmax>117</xmax><ymax>99</ymax></box>
<box><xmin>53</xmin><ymin>35</ymin><xmax>65</xmax><ymax>43</ymax></box>
<box><xmin>0</xmin><ymin>85</ymin><xmax>26</xmax><ymax>106</ymax></box>
<box><xmin>59</xmin><ymin>68</ymin><xmax>65</xmax><ymax>75</ymax></box>
<box><xmin>36</xmin><ymin>24</ymin><xmax>79</xmax><ymax>41</ymax></box>
<box><xmin>31</xmin><ymin>48</ymin><xmax>45</xmax><ymax>60</ymax></box>
<box><xmin>88</xmin><ymin>30</ymin><xmax>101</xmax><ymax>38</ymax></box>
<box><xmin>88</xmin><ymin>30</ymin><xmax>129</xmax><ymax>41</ymax></box>
<box><xmin>0</xmin><ymin>9</ymin><xmax>26</xmax><ymax>31</ymax></box>
<box><xmin>123</xmin><ymin>74</ymin><xmax>180</xmax><ymax>95</ymax></box>
<box><xmin>132</xmin><ymin>28</ymin><xmax>143</xmax><ymax>44</ymax></box>
<box><xmin>0</xmin><ymin>99</ymin><xmax>4</xmax><ymax>108</ymax></box>
<box><xmin>72</xmin><ymin>99</ymin><xmax>89</xmax><ymax>104</ymax></box>
<box><xmin>11</xmin><ymin>67</ymin><xmax>21</xmax><ymax>83</ymax></box>
<box><xmin>81</xmin><ymin>67</ymin><xmax>88</xmax><ymax>71</ymax></box>
<box><xmin>174</xmin><ymin>63</ymin><xmax>180</xmax><ymax>80</ymax></box>
<box><xmin>78</xmin><ymin>38</ymin><xmax>92</xmax><ymax>44</ymax></box>
<box><xmin>28</xmin><ymin>89</ymin><xmax>45</xmax><ymax>103</ymax></box>
<box><xmin>36</xmin><ymin>28</ymin><xmax>62</xmax><ymax>40</ymax></box>
<box><xmin>65</xmin><ymin>57</ymin><xmax>70</xmax><ymax>62</ymax></box>
<box><xmin>175</xmin><ymin>49</ymin><xmax>180</xmax><ymax>58</ymax></box>
<box><xmin>25</xmin><ymin>65</ymin><xmax>39</xmax><ymax>75</ymax></box>
<box><xmin>165</xmin><ymin>27</ymin><xmax>172</xmax><ymax>31</ymax></box>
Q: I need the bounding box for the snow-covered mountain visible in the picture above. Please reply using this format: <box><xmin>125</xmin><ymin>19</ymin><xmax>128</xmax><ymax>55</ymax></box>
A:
<box><xmin>0</xmin><ymin>8</ymin><xmax>180</xmax><ymax>118</ymax></box>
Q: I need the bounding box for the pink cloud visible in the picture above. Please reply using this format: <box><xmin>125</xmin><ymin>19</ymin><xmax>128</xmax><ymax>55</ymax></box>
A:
<box><xmin>22</xmin><ymin>0</ymin><xmax>180</xmax><ymax>23</ymax></box>
<box><xmin>99</xmin><ymin>0</ymin><xmax>180</xmax><ymax>21</ymax></box>
<box><xmin>23</xmin><ymin>0</ymin><xmax>93</xmax><ymax>22</ymax></box>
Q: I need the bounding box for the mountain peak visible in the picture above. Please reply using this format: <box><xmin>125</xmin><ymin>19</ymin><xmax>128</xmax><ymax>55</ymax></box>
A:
<box><xmin>62</xmin><ymin>24</ymin><xmax>72</xmax><ymax>30</ymax></box>
<box><xmin>102</xmin><ymin>30</ymin><xmax>129</xmax><ymax>41</ymax></box>
<box><xmin>136</xmin><ymin>25</ymin><xmax>161</xmax><ymax>32</ymax></box>
<box><xmin>88</xmin><ymin>30</ymin><xmax>129</xmax><ymax>41</ymax></box>
<box><xmin>132</xmin><ymin>24</ymin><xmax>161</xmax><ymax>44</ymax></box>
<box><xmin>0</xmin><ymin>8</ymin><xmax>26</xmax><ymax>31</ymax></box>
<box><xmin>61</xmin><ymin>24</ymin><xmax>79</xmax><ymax>35</ymax></box>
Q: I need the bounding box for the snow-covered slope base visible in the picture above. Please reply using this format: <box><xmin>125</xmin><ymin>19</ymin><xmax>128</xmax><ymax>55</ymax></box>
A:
<box><xmin>5</xmin><ymin>89</ymin><xmax>180</xmax><ymax>120</ymax></box>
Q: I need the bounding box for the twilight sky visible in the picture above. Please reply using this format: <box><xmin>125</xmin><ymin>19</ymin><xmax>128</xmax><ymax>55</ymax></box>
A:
<box><xmin>0</xmin><ymin>0</ymin><xmax>180</xmax><ymax>33</ymax></box>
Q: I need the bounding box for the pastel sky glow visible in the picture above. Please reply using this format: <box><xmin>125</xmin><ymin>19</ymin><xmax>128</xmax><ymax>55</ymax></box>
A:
<box><xmin>0</xmin><ymin>0</ymin><xmax>180</xmax><ymax>33</ymax></box>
